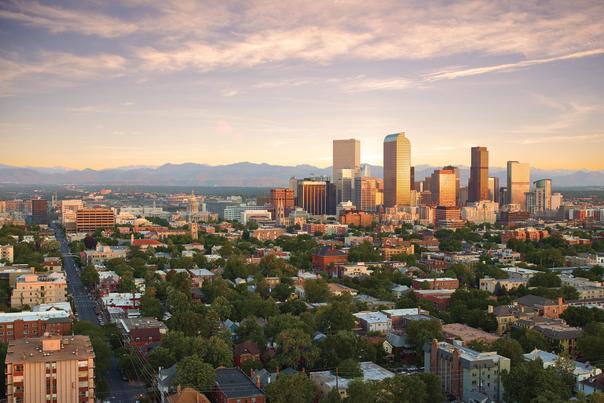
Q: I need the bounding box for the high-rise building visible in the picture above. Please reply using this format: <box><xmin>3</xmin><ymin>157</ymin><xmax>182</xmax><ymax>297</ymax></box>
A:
<box><xmin>410</xmin><ymin>166</ymin><xmax>415</xmax><ymax>191</ymax></box>
<box><xmin>507</xmin><ymin>161</ymin><xmax>531</xmax><ymax>209</ymax></box>
<box><xmin>534</xmin><ymin>179</ymin><xmax>552</xmax><ymax>212</ymax></box>
<box><xmin>431</xmin><ymin>169</ymin><xmax>457</xmax><ymax>207</ymax></box>
<box><xmin>296</xmin><ymin>179</ymin><xmax>328</xmax><ymax>215</ymax></box>
<box><xmin>76</xmin><ymin>208</ymin><xmax>116</xmax><ymax>233</ymax></box>
<box><xmin>332</xmin><ymin>139</ymin><xmax>360</xmax><ymax>181</ymax></box>
<box><xmin>5</xmin><ymin>334</ymin><xmax>95</xmax><ymax>403</ymax></box>
<box><xmin>468</xmin><ymin>147</ymin><xmax>489</xmax><ymax>202</ymax></box>
<box><xmin>383</xmin><ymin>133</ymin><xmax>411</xmax><ymax>207</ymax></box>
<box><xmin>443</xmin><ymin>166</ymin><xmax>460</xmax><ymax>206</ymax></box>
<box><xmin>354</xmin><ymin>177</ymin><xmax>383</xmax><ymax>212</ymax></box>
<box><xmin>333</xmin><ymin>139</ymin><xmax>360</xmax><ymax>205</ymax></box>
<box><xmin>488</xmin><ymin>177</ymin><xmax>500</xmax><ymax>203</ymax></box>
<box><xmin>60</xmin><ymin>200</ymin><xmax>84</xmax><ymax>227</ymax></box>
<box><xmin>31</xmin><ymin>199</ymin><xmax>48</xmax><ymax>225</ymax></box>
<box><xmin>188</xmin><ymin>191</ymin><xmax>199</xmax><ymax>216</ymax></box>
<box><xmin>551</xmin><ymin>193</ymin><xmax>563</xmax><ymax>210</ymax></box>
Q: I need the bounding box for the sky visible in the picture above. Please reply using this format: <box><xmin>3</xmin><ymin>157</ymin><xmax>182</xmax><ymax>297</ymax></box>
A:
<box><xmin>1</xmin><ymin>0</ymin><xmax>603</xmax><ymax>171</ymax></box>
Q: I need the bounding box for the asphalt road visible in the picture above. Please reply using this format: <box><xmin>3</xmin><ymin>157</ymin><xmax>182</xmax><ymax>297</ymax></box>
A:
<box><xmin>53</xmin><ymin>224</ymin><xmax>147</xmax><ymax>403</ymax></box>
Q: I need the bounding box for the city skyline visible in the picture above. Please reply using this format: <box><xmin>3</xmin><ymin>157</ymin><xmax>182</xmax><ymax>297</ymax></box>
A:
<box><xmin>1</xmin><ymin>1</ymin><xmax>604</xmax><ymax>170</ymax></box>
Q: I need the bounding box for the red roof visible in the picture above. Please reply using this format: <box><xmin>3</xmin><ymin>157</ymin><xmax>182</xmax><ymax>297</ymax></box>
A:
<box><xmin>132</xmin><ymin>239</ymin><xmax>163</xmax><ymax>246</ymax></box>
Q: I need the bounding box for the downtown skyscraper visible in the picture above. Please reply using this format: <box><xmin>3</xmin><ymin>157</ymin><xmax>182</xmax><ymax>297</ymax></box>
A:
<box><xmin>333</xmin><ymin>139</ymin><xmax>360</xmax><ymax>204</ymax></box>
<box><xmin>507</xmin><ymin>161</ymin><xmax>531</xmax><ymax>208</ymax></box>
<box><xmin>383</xmin><ymin>132</ymin><xmax>411</xmax><ymax>207</ymax></box>
<box><xmin>468</xmin><ymin>146</ymin><xmax>489</xmax><ymax>202</ymax></box>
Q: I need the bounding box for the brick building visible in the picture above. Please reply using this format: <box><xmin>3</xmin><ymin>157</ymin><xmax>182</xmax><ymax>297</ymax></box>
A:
<box><xmin>312</xmin><ymin>246</ymin><xmax>348</xmax><ymax>271</ymax></box>
<box><xmin>0</xmin><ymin>311</ymin><xmax>72</xmax><ymax>343</ymax></box>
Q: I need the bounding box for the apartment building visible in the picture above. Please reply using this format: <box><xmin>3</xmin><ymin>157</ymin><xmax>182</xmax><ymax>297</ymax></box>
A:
<box><xmin>424</xmin><ymin>339</ymin><xmax>510</xmax><ymax>403</ymax></box>
<box><xmin>0</xmin><ymin>310</ymin><xmax>72</xmax><ymax>343</ymax></box>
<box><xmin>76</xmin><ymin>208</ymin><xmax>115</xmax><ymax>233</ymax></box>
<box><xmin>4</xmin><ymin>334</ymin><xmax>95</xmax><ymax>403</ymax></box>
<box><xmin>10</xmin><ymin>273</ymin><xmax>68</xmax><ymax>309</ymax></box>
<box><xmin>1</xmin><ymin>244</ymin><xmax>14</xmax><ymax>263</ymax></box>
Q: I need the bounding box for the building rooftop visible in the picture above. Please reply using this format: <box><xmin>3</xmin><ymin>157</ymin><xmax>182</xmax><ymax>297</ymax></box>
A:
<box><xmin>118</xmin><ymin>317</ymin><xmax>167</xmax><ymax>333</ymax></box>
<box><xmin>534</xmin><ymin>323</ymin><xmax>583</xmax><ymax>340</ymax></box>
<box><xmin>5</xmin><ymin>335</ymin><xmax>94</xmax><ymax>363</ymax></box>
<box><xmin>524</xmin><ymin>349</ymin><xmax>601</xmax><ymax>378</ymax></box>
<box><xmin>353</xmin><ymin>311</ymin><xmax>390</xmax><ymax>324</ymax></box>
<box><xmin>442</xmin><ymin>323</ymin><xmax>500</xmax><ymax>344</ymax></box>
<box><xmin>0</xmin><ymin>310</ymin><xmax>70</xmax><ymax>324</ymax></box>
<box><xmin>381</xmin><ymin>308</ymin><xmax>423</xmax><ymax>317</ymax></box>
<box><xmin>215</xmin><ymin>368</ymin><xmax>264</xmax><ymax>399</ymax></box>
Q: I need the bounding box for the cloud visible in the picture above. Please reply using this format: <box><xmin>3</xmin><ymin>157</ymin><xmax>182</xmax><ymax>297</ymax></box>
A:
<box><xmin>64</xmin><ymin>106</ymin><xmax>103</xmax><ymax>113</ymax></box>
<box><xmin>221</xmin><ymin>89</ymin><xmax>239</xmax><ymax>97</ymax></box>
<box><xmin>520</xmin><ymin>133</ymin><xmax>604</xmax><ymax>145</ymax></box>
<box><xmin>342</xmin><ymin>78</ymin><xmax>414</xmax><ymax>93</ymax></box>
<box><xmin>0</xmin><ymin>1</ymin><xmax>138</xmax><ymax>37</ymax></box>
<box><xmin>424</xmin><ymin>49</ymin><xmax>604</xmax><ymax>81</ymax></box>
<box><xmin>0</xmin><ymin>51</ymin><xmax>127</xmax><ymax>95</ymax></box>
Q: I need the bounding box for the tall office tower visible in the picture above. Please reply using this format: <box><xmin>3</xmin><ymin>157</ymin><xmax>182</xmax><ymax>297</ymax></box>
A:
<box><xmin>383</xmin><ymin>132</ymin><xmax>411</xmax><ymax>207</ymax></box>
<box><xmin>525</xmin><ymin>191</ymin><xmax>537</xmax><ymax>214</ymax></box>
<box><xmin>507</xmin><ymin>161</ymin><xmax>531</xmax><ymax>208</ymax></box>
<box><xmin>354</xmin><ymin>177</ymin><xmax>382</xmax><ymax>212</ymax></box>
<box><xmin>430</xmin><ymin>169</ymin><xmax>457</xmax><ymax>207</ymax></box>
<box><xmin>31</xmin><ymin>199</ymin><xmax>48</xmax><ymax>225</ymax></box>
<box><xmin>332</xmin><ymin>139</ymin><xmax>361</xmax><ymax>180</ymax></box>
<box><xmin>534</xmin><ymin>179</ymin><xmax>552</xmax><ymax>212</ymax></box>
<box><xmin>410</xmin><ymin>166</ymin><xmax>415</xmax><ymax>191</ymax></box>
<box><xmin>288</xmin><ymin>177</ymin><xmax>298</xmax><ymax>197</ymax></box>
<box><xmin>333</xmin><ymin>139</ymin><xmax>360</xmax><ymax>204</ymax></box>
<box><xmin>488</xmin><ymin>177</ymin><xmax>500</xmax><ymax>203</ymax></box>
<box><xmin>499</xmin><ymin>187</ymin><xmax>508</xmax><ymax>206</ymax></box>
<box><xmin>468</xmin><ymin>146</ymin><xmax>489</xmax><ymax>202</ymax></box>
<box><xmin>60</xmin><ymin>199</ymin><xmax>84</xmax><ymax>231</ymax></box>
<box><xmin>5</xmin><ymin>334</ymin><xmax>95</xmax><ymax>403</ymax></box>
<box><xmin>443</xmin><ymin>165</ymin><xmax>460</xmax><ymax>206</ymax></box>
<box><xmin>296</xmin><ymin>179</ymin><xmax>328</xmax><ymax>215</ymax></box>
<box><xmin>270</xmin><ymin>188</ymin><xmax>295</xmax><ymax>214</ymax></box>
<box><xmin>335</xmin><ymin>168</ymin><xmax>355</xmax><ymax>204</ymax></box>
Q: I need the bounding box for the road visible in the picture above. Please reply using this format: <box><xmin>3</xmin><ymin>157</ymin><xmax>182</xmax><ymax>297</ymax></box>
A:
<box><xmin>53</xmin><ymin>223</ymin><xmax>147</xmax><ymax>403</ymax></box>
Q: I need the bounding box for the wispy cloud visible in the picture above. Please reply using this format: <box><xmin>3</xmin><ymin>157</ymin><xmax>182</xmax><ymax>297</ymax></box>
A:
<box><xmin>64</xmin><ymin>105</ymin><xmax>103</xmax><ymax>113</ymax></box>
<box><xmin>520</xmin><ymin>133</ymin><xmax>604</xmax><ymax>145</ymax></box>
<box><xmin>342</xmin><ymin>78</ymin><xmax>414</xmax><ymax>93</ymax></box>
<box><xmin>424</xmin><ymin>49</ymin><xmax>604</xmax><ymax>81</ymax></box>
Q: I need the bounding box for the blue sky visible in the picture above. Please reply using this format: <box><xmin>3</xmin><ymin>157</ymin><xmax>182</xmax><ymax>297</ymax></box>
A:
<box><xmin>1</xmin><ymin>0</ymin><xmax>603</xmax><ymax>170</ymax></box>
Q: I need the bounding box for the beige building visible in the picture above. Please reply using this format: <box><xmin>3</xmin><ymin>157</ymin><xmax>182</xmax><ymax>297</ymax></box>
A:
<box><xmin>333</xmin><ymin>139</ymin><xmax>360</xmax><ymax>181</ymax></box>
<box><xmin>5</xmin><ymin>334</ymin><xmax>95</xmax><ymax>403</ymax></box>
<box><xmin>507</xmin><ymin>161</ymin><xmax>530</xmax><ymax>208</ymax></box>
<box><xmin>1</xmin><ymin>244</ymin><xmax>14</xmax><ymax>263</ymax></box>
<box><xmin>10</xmin><ymin>273</ymin><xmax>68</xmax><ymax>308</ymax></box>
<box><xmin>60</xmin><ymin>200</ymin><xmax>84</xmax><ymax>231</ymax></box>
<box><xmin>383</xmin><ymin>133</ymin><xmax>411</xmax><ymax>207</ymax></box>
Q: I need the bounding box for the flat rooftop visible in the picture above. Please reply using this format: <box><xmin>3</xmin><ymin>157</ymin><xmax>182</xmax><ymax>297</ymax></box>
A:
<box><xmin>6</xmin><ymin>335</ymin><xmax>94</xmax><ymax>363</ymax></box>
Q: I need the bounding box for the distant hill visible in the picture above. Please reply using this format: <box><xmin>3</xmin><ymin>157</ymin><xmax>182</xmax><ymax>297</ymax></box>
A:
<box><xmin>0</xmin><ymin>162</ymin><xmax>602</xmax><ymax>187</ymax></box>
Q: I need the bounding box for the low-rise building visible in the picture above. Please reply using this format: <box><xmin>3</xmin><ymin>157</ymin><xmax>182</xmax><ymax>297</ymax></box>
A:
<box><xmin>0</xmin><ymin>264</ymin><xmax>35</xmax><ymax>287</ymax></box>
<box><xmin>101</xmin><ymin>292</ymin><xmax>142</xmax><ymax>313</ymax></box>
<box><xmin>412</xmin><ymin>277</ymin><xmax>459</xmax><ymax>290</ymax></box>
<box><xmin>442</xmin><ymin>323</ymin><xmax>500</xmax><ymax>345</ymax></box>
<box><xmin>80</xmin><ymin>244</ymin><xmax>128</xmax><ymax>265</ymax></box>
<box><xmin>353</xmin><ymin>311</ymin><xmax>392</xmax><ymax>334</ymax></box>
<box><xmin>490</xmin><ymin>304</ymin><xmax>538</xmax><ymax>335</ymax></box>
<box><xmin>4</xmin><ymin>334</ymin><xmax>95</xmax><ymax>403</ymax></box>
<box><xmin>188</xmin><ymin>268</ymin><xmax>215</xmax><ymax>287</ymax></box>
<box><xmin>424</xmin><ymin>339</ymin><xmax>510</xmax><ymax>403</ymax></box>
<box><xmin>117</xmin><ymin>317</ymin><xmax>168</xmax><ymax>352</ymax></box>
<box><xmin>479</xmin><ymin>276</ymin><xmax>528</xmax><ymax>293</ymax></box>
<box><xmin>327</xmin><ymin>283</ymin><xmax>358</xmax><ymax>297</ymax></box>
<box><xmin>312</xmin><ymin>246</ymin><xmax>348</xmax><ymax>271</ymax></box>
<box><xmin>233</xmin><ymin>340</ymin><xmax>261</xmax><ymax>367</ymax></box>
<box><xmin>533</xmin><ymin>323</ymin><xmax>582</xmax><ymax>355</ymax></box>
<box><xmin>213</xmin><ymin>367</ymin><xmax>266</xmax><ymax>403</ymax></box>
<box><xmin>0</xmin><ymin>310</ymin><xmax>72</xmax><ymax>342</ymax></box>
<box><xmin>515</xmin><ymin>295</ymin><xmax>567</xmax><ymax>319</ymax></box>
<box><xmin>524</xmin><ymin>349</ymin><xmax>601</xmax><ymax>389</ymax></box>
<box><xmin>251</xmin><ymin>227</ymin><xmax>286</xmax><ymax>241</ymax></box>
<box><xmin>42</xmin><ymin>256</ymin><xmax>63</xmax><ymax>272</ymax></box>
<box><xmin>310</xmin><ymin>362</ymin><xmax>394</xmax><ymax>399</ymax></box>
<box><xmin>1</xmin><ymin>244</ymin><xmax>15</xmax><ymax>263</ymax></box>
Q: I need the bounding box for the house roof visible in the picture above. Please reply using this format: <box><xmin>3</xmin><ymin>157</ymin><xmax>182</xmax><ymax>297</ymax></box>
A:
<box><xmin>215</xmin><ymin>368</ymin><xmax>265</xmax><ymax>399</ymax></box>
<box><xmin>167</xmin><ymin>387</ymin><xmax>210</xmax><ymax>403</ymax></box>
<box><xmin>515</xmin><ymin>294</ymin><xmax>557</xmax><ymax>307</ymax></box>
<box><xmin>580</xmin><ymin>373</ymin><xmax>604</xmax><ymax>391</ymax></box>
<box><xmin>234</xmin><ymin>340</ymin><xmax>261</xmax><ymax>356</ymax></box>
<box><xmin>315</xmin><ymin>246</ymin><xmax>347</xmax><ymax>257</ymax></box>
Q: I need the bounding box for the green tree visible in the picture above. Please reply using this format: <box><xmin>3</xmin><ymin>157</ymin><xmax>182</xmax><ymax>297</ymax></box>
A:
<box><xmin>406</xmin><ymin>319</ymin><xmax>442</xmax><ymax>351</ymax></box>
<box><xmin>338</xmin><ymin>358</ymin><xmax>362</xmax><ymax>378</ymax></box>
<box><xmin>265</xmin><ymin>373</ymin><xmax>318</xmax><ymax>403</ymax></box>
<box><xmin>577</xmin><ymin>322</ymin><xmax>604</xmax><ymax>365</ymax></box>
<box><xmin>276</xmin><ymin>328</ymin><xmax>319</xmax><ymax>369</ymax></box>
<box><xmin>492</xmin><ymin>337</ymin><xmax>524</xmax><ymax>366</ymax></box>
<box><xmin>316</xmin><ymin>299</ymin><xmax>355</xmax><ymax>333</ymax></box>
<box><xmin>0</xmin><ymin>343</ymin><xmax>7</xmax><ymax>397</ymax></box>
<box><xmin>140</xmin><ymin>293</ymin><xmax>163</xmax><ymax>320</ymax></box>
<box><xmin>201</xmin><ymin>336</ymin><xmax>233</xmax><ymax>367</ymax></box>
<box><xmin>502</xmin><ymin>358</ymin><xmax>574</xmax><ymax>403</ymax></box>
<box><xmin>528</xmin><ymin>271</ymin><xmax>561</xmax><ymax>288</ymax></box>
<box><xmin>173</xmin><ymin>355</ymin><xmax>215</xmax><ymax>391</ymax></box>
<box><xmin>80</xmin><ymin>264</ymin><xmax>99</xmax><ymax>288</ymax></box>
<box><xmin>348</xmin><ymin>241</ymin><xmax>381</xmax><ymax>262</ymax></box>
<box><xmin>561</xmin><ymin>306</ymin><xmax>604</xmax><ymax>327</ymax></box>
<box><xmin>148</xmin><ymin>346</ymin><xmax>176</xmax><ymax>370</ymax></box>
<box><xmin>304</xmin><ymin>279</ymin><xmax>330</xmax><ymax>303</ymax></box>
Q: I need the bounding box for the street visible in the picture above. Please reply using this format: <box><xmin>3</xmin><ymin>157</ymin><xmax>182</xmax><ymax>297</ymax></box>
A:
<box><xmin>53</xmin><ymin>223</ymin><xmax>147</xmax><ymax>403</ymax></box>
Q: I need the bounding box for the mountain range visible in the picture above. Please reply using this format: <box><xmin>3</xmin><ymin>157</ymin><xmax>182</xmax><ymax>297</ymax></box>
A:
<box><xmin>0</xmin><ymin>163</ymin><xmax>603</xmax><ymax>188</ymax></box>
